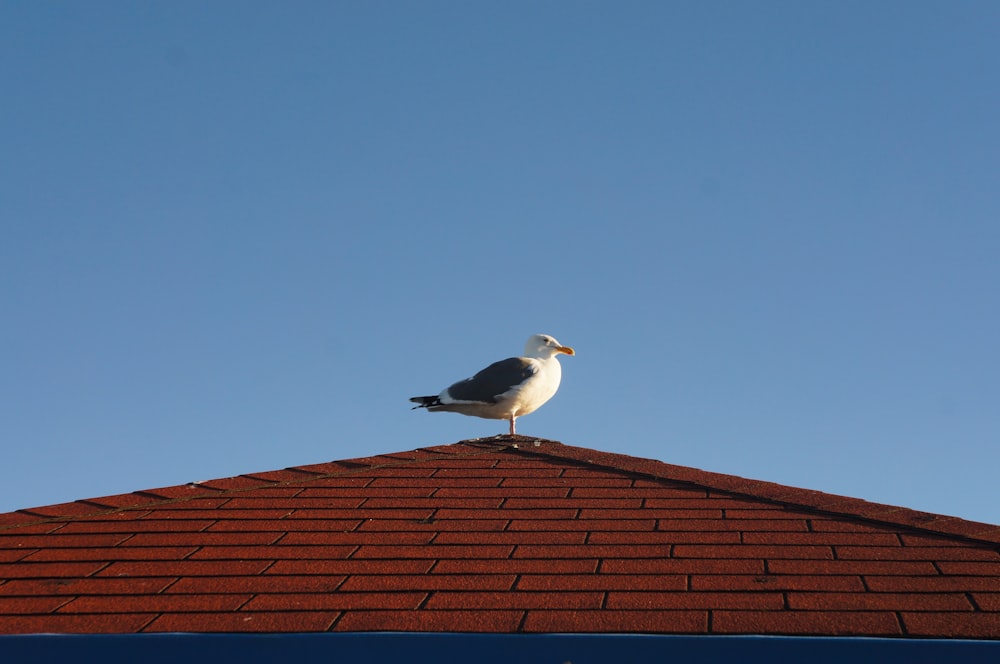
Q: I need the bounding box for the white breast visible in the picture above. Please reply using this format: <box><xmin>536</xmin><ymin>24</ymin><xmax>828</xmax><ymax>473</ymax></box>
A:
<box><xmin>503</xmin><ymin>356</ymin><xmax>562</xmax><ymax>418</ymax></box>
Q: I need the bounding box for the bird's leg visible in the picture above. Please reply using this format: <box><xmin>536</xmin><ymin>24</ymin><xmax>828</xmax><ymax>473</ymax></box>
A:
<box><xmin>509</xmin><ymin>416</ymin><xmax>516</xmax><ymax>435</ymax></box>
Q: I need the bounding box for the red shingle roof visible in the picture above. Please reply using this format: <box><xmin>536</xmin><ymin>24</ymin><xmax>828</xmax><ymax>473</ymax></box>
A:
<box><xmin>1</xmin><ymin>437</ymin><xmax>998</xmax><ymax>638</ymax></box>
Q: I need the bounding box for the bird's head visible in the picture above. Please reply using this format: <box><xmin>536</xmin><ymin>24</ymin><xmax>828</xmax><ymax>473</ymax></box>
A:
<box><xmin>525</xmin><ymin>334</ymin><xmax>575</xmax><ymax>359</ymax></box>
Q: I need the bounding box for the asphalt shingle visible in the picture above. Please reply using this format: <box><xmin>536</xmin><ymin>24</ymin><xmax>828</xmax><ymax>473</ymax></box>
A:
<box><xmin>0</xmin><ymin>437</ymin><xmax>998</xmax><ymax>638</ymax></box>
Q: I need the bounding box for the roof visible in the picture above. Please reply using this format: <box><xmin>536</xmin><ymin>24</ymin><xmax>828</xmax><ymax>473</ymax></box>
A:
<box><xmin>1</xmin><ymin>437</ymin><xmax>999</xmax><ymax>639</ymax></box>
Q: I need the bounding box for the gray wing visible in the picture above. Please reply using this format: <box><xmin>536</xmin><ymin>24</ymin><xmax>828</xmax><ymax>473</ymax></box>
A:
<box><xmin>445</xmin><ymin>357</ymin><xmax>537</xmax><ymax>403</ymax></box>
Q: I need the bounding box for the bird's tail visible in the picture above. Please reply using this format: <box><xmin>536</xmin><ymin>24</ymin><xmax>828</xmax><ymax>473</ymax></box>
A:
<box><xmin>409</xmin><ymin>396</ymin><xmax>441</xmax><ymax>410</ymax></box>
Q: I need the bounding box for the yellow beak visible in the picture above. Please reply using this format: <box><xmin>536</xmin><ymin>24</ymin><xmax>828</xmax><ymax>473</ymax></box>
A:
<box><xmin>557</xmin><ymin>345</ymin><xmax>576</xmax><ymax>356</ymax></box>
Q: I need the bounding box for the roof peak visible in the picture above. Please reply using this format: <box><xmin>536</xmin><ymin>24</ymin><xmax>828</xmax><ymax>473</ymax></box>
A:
<box><xmin>3</xmin><ymin>436</ymin><xmax>999</xmax><ymax>547</ymax></box>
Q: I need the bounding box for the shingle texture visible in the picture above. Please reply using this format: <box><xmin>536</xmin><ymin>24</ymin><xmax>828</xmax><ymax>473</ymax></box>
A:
<box><xmin>1</xmin><ymin>437</ymin><xmax>998</xmax><ymax>638</ymax></box>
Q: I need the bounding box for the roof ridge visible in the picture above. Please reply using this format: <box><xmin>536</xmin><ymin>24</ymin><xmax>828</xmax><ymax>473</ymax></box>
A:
<box><xmin>3</xmin><ymin>436</ymin><xmax>998</xmax><ymax>548</ymax></box>
<box><xmin>507</xmin><ymin>439</ymin><xmax>1000</xmax><ymax>548</ymax></box>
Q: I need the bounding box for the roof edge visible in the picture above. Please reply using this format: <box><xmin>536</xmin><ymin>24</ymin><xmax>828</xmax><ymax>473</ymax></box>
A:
<box><xmin>486</xmin><ymin>436</ymin><xmax>1000</xmax><ymax>547</ymax></box>
<box><xmin>0</xmin><ymin>447</ymin><xmax>474</xmax><ymax>530</ymax></box>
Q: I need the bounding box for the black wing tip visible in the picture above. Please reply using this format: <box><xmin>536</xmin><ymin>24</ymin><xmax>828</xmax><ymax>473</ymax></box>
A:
<box><xmin>410</xmin><ymin>396</ymin><xmax>440</xmax><ymax>409</ymax></box>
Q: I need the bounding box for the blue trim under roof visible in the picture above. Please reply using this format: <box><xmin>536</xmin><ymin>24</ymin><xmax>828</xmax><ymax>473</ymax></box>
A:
<box><xmin>1</xmin><ymin>633</ymin><xmax>998</xmax><ymax>663</ymax></box>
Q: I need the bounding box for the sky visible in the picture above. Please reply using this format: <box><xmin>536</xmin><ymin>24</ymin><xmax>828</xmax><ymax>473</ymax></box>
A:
<box><xmin>2</xmin><ymin>2</ymin><xmax>998</xmax><ymax>524</ymax></box>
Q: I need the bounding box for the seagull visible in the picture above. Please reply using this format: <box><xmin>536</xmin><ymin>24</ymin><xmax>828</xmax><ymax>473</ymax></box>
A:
<box><xmin>410</xmin><ymin>334</ymin><xmax>575</xmax><ymax>435</ymax></box>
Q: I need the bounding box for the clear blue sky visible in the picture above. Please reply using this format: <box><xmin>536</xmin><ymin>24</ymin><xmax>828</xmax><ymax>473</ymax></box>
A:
<box><xmin>2</xmin><ymin>2</ymin><xmax>998</xmax><ymax>524</ymax></box>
